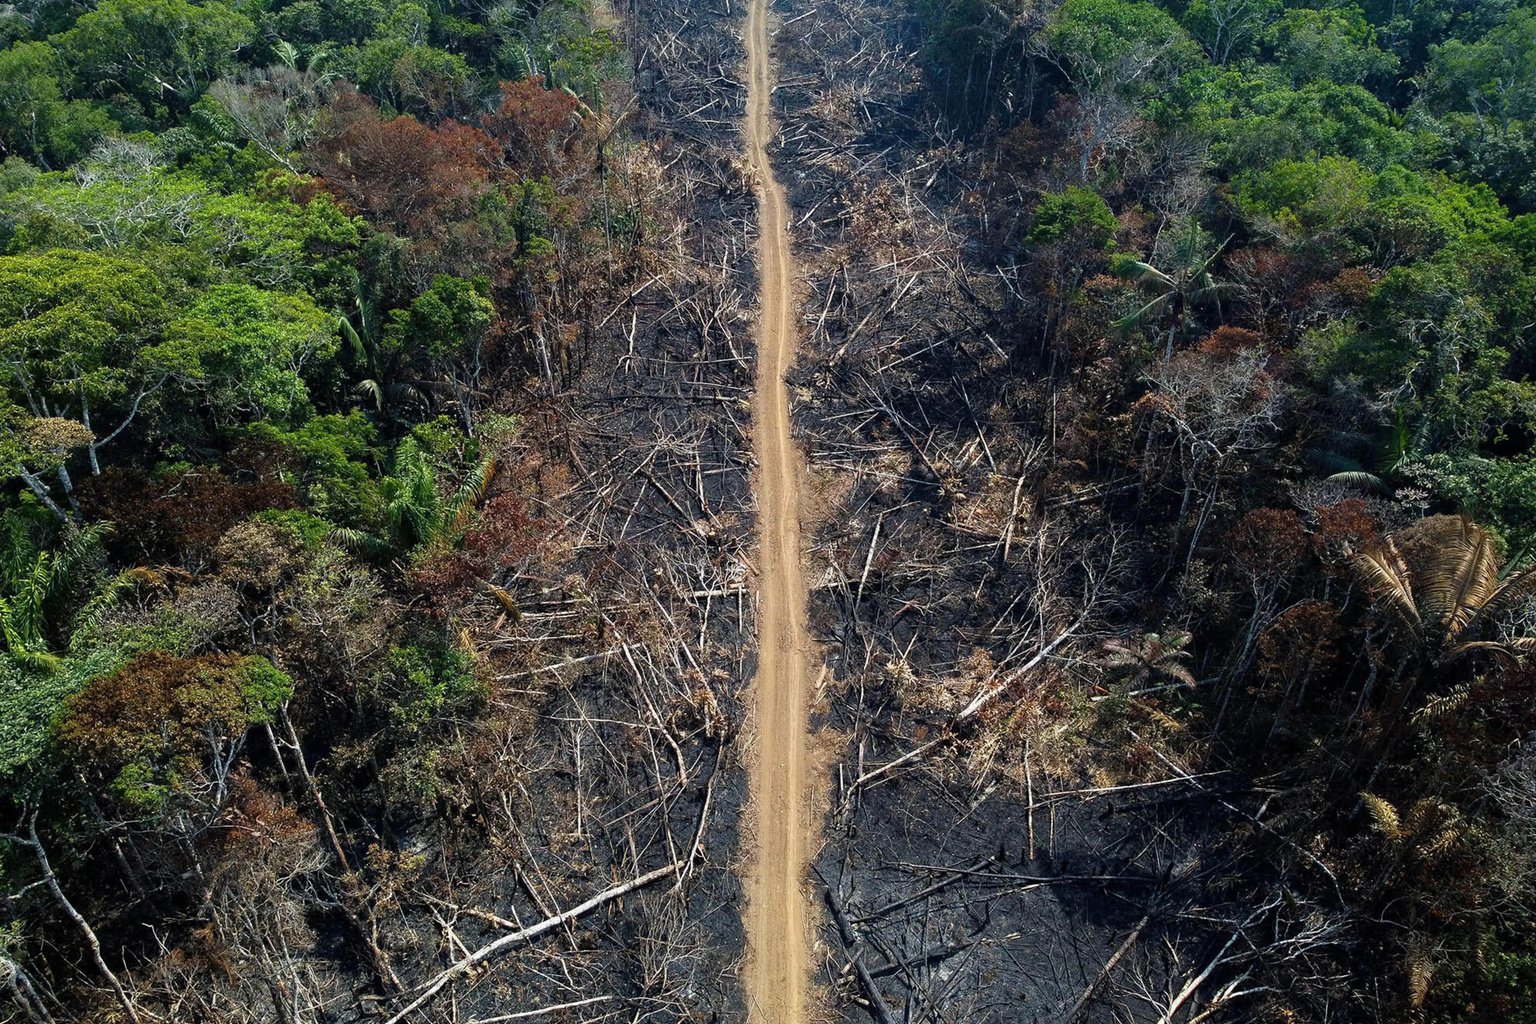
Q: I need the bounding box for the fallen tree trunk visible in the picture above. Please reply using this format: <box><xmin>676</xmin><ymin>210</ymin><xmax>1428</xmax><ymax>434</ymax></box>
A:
<box><xmin>848</xmin><ymin>613</ymin><xmax>1088</xmax><ymax>797</ymax></box>
<box><xmin>381</xmin><ymin>861</ymin><xmax>680</xmax><ymax>1024</ymax></box>
<box><xmin>1063</xmin><ymin>912</ymin><xmax>1151</xmax><ymax>1022</ymax></box>
<box><xmin>822</xmin><ymin>880</ymin><xmax>899</xmax><ymax>1024</ymax></box>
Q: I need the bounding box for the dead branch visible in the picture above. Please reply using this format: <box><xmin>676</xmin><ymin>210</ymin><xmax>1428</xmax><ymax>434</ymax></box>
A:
<box><xmin>381</xmin><ymin>862</ymin><xmax>681</xmax><ymax>1024</ymax></box>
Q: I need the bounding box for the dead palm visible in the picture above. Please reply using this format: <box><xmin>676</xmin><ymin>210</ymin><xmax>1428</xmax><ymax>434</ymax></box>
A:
<box><xmin>1351</xmin><ymin>515</ymin><xmax>1536</xmax><ymax>668</ymax></box>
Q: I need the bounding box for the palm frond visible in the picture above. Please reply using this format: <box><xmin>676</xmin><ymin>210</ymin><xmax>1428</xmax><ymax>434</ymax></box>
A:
<box><xmin>485</xmin><ymin>582</ymin><xmax>521</xmax><ymax>622</ymax></box>
<box><xmin>0</xmin><ymin>554</ymin><xmax>53</xmax><ymax>653</ymax></box>
<box><xmin>1189</xmin><ymin>279</ymin><xmax>1242</xmax><ymax>306</ymax></box>
<box><xmin>0</xmin><ymin>646</ymin><xmax>63</xmax><ymax>672</ymax></box>
<box><xmin>1113</xmin><ymin>294</ymin><xmax>1173</xmax><ymax>334</ymax></box>
<box><xmin>120</xmin><ymin>565</ymin><xmax>177</xmax><ymax>588</ymax></box>
<box><xmin>1325</xmin><ymin>471</ymin><xmax>1387</xmax><ymax>493</ymax></box>
<box><xmin>1410</xmin><ymin>683</ymin><xmax>1471</xmax><ymax>725</ymax></box>
<box><xmin>1436</xmin><ymin>519</ymin><xmax>1499</xmax><ymax>641</ymax></box>
<box><xmin>0</xmin><ymin>595</ymin><xmax>25</xmax><ymax>654</ymax></box>
<box><xmin>329</xmin><ymin>526</ymin><xmax>393</xmax><ymax>560</ymax></box>
<box><xmin>1411</xmin><ymin>519</ymin><xmax>1467</xmax><ymax>627</ymax></box>
<box><xmin>1169</xmin><ymin>229</ymin><xmax>1203</xmax><ymax>268</ymax></box>
<box><xmin>1474</xmin><ymin>566</ymin><xmax>1536</xmax><ymax>623</ymax></box>
<box><xmin>337</xmin><ymin>316</ymin><xmax>366</xmax><ymax>361</ymax></box>
<box><xmin>381</xmin><ymin>443</ymin><xmax>442</xmax><ymax>550</ymax></box>
<box><xmin>1351</xmin><ymin>544</ymin><xmax>1421</xmax><ymax>634</ymax></box>
<box><xmin>1443</xmin><ymin>638</ymin><xmax>1530</xmax><ymax>664</ymax></box>
<box><xmin>1161</xmin><ymin>663</ymin><xmax>1198</xmax><ymax>687</ymax></box>
<box><xmin>73</xmin><ymin>566</ymin><xmax>158</xmax><ymax>623</ymax></box>
<box><xmin>353</xmin><ymin>378</ymin><xmax>386</xmax><ymax>412</ymax></box>
<box><xmin>1419</xmin><ymin>823</ymin><xmax>1463</xmax><ymax>861</ymax></box>
<box><xmin>1112</xmin><ymin>259</ymin><xmax>1175</xmax><ymax>289</ymax></box>
<box><xmin>49</xmin><ymin>522</ymin><xmax>111</xmax><ymax>597</ymax></box>
<box><xmin>1402</xmin><ymin>798</ymin><xmax>1437</xmax><ymax>835</ymax></box>
<box><xmin>442</xmin><ymin>457</ymin><xmax>498</xmax><ymax>545</ymax></box>
<box><xmin>1160</xmin><ymin>628</ymin><xmax>1192</xmax><ymax>650</ymax></box>
<box><xmin>1407</xmin><ymin>946</ymin><xmax>1434</xmax><ymax>1009</ymax></box>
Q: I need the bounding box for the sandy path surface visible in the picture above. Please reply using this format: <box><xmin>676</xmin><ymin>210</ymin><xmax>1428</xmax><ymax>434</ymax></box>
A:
<box><xmin>741</xmin><ymin>0</ymin><xmax>816</xmax><ymax>1020</ymax></box>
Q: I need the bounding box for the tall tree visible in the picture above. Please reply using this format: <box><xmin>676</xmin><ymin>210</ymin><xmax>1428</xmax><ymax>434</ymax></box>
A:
<box><xmin>1045</xmin><ymin>0</ymin><xmax>1201</xmax><ymax>181</ymax></box>
<box><xmin>0</xmin><ymin>250</ymin><xmax>177</xmax><ymax>517</ymax></box>
<box><xmin>55</xmin><ymin>0</ymin><xmax>254</xmax><ymax>112</ymax></box>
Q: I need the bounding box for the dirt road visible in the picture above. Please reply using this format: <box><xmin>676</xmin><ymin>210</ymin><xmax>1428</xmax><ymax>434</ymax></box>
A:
<box><xmin>741</xmin><ymin>0</ymin><xmax>816</xmax><ymax>1020</ymax></box>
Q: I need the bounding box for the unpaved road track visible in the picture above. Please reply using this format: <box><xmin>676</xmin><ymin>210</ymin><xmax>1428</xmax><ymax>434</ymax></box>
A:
<box><xmin>742</xmin><ymin>0</ymin><xmax>815</xmax><ymax>1020</ymax></box>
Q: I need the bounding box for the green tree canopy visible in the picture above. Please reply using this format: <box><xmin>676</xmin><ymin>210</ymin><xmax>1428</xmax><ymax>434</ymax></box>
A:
<box><xmin>1427</xmin><ymin>7</ymin><xmax>1536</xmax><ymax>135</ymax></box>
<box><xmin>1265</xmin><ymin>6</ymin><xmax>1398</xmax><ymax>87</ymax></box>
<box><xmin>0</xmin><ymin>41</ymin><xmax>113</xmax><ymax>167</ymax></box>
<box><xmin>54</xmin><ymin>0</ymin><xmax>255</xmax><ymax>114</ymax></box>
<box><xmin>0</xmin><ymin>249</ymin><xmax>176</xmax><ymax>512</ymax></box>
<box><xmin>1047</xmin><ymin>0</ymin><xmax>1199</xmax><ymax>98</ymax></box>
<box><xmin>167</xmin><ymin>283</ymin><xmax>339</xmax><ymax>427</ymax></box>
<box><xmin>3</xmin><ymin>150</ymin><xmax>362</xmax><ymax>296</ymax></box>
<box><xmin>1027</xmin><ymin>186</ymin><xmax>1118</xmax><ymax>248</ymax></box>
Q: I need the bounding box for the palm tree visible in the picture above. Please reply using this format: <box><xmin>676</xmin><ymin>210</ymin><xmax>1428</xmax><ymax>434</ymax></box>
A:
<box><xmin>1350</xmin><ymin>515</ymin><xmax>1536</xmax><ymax>668</ymax></box>
<box><xmin>336</xmin><ymin>272</ymin><xmax>426</xmax><ymax>424</ymax></box>
<box><xmin>336</xmin><ymin>272</ymin><xmax>394</xmax><ymax>412</ymax></box>
<box><xmin>332</xmin><ymin>439</ymin><xmax>498</xmax><ymax>561</ymax></box>
<box><xmin>1359</xmin><ymin>788</ymin><xmax>1465</xmax><ymax>1009</ymax></box>
<box><xmin>1113</xmin><ymin>222</ymin><xmax>1239</xmax><ymax>363</ymax></box>
<box><xmin>1099</xmin><ymin>629</ymin><xmax>1198</xmax><ymax>692</ymax></box>
<box><xmin>0</xmin><ymin>521</ymin><xmax>113</xmax><ymax>669</ymax></box>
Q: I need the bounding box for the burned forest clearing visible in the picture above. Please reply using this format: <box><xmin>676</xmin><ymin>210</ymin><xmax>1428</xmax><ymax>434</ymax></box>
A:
<box><xmin>4</xmin><ymin>0</ymin><xmax>1536</xmax><ymax>1022</ymax></box>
